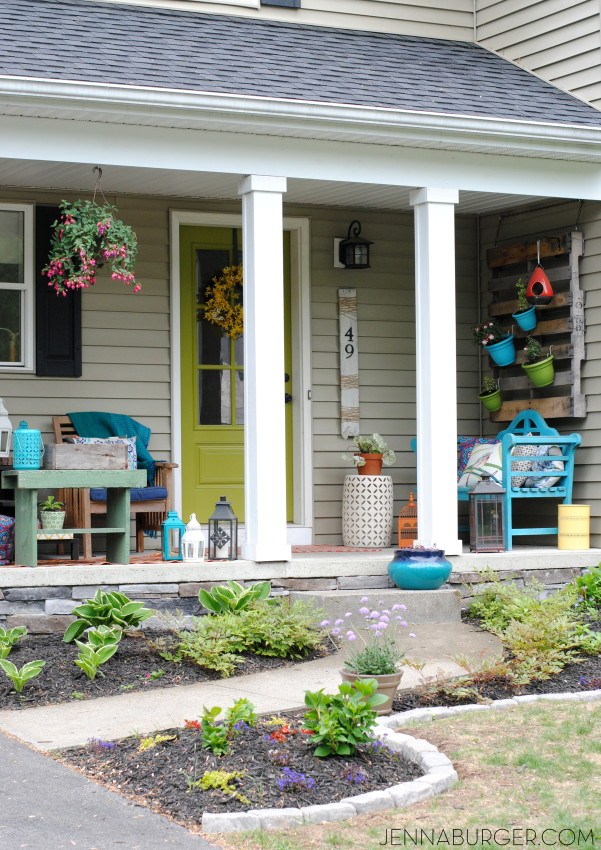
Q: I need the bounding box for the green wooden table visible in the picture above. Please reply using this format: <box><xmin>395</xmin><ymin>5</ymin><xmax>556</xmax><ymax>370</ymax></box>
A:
<box><xmin>1</xmin><ymin>469</ymin><xmax>147</xmax><ymax>567</ymax></box>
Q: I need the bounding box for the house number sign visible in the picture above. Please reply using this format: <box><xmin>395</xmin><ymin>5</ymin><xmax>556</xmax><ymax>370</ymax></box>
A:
<box><xmin>338</xmin><ymin>288</ymin><xmax>359</xmax><ymax>438</ymax></box>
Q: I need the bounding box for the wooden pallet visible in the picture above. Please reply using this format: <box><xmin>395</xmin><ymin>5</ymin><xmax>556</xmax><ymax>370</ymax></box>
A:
<box><xmin>484</xmin><ymin>232</ymin><xmax>585</xmax><ymax>422</ymax></box>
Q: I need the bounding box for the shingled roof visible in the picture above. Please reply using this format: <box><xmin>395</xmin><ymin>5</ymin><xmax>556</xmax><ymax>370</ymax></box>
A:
<box><xmin>2</xmin><ymin>0</ymin><xmax>601</xmax><ymax>127</ymax></box>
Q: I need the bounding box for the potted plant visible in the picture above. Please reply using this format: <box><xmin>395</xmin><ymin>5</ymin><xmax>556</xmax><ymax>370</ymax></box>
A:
<box><xmin>473</xmin><ymin>320</ymin><xmax>516</xmax><ymax>367</ymax></box>
<box><xmin>511</xmin><ymin>278</ymin><xmax>537</xmax><ymax>332</ymax></box>
<box><xmin>43</xmin><ymin>200</ymin><xmax>140</xmax><ymax>295</ymax></box>
<box><xmin>323</xmin><ymin>598</ymin><xmax>407</xmax><ymax>714</ymax></box>
<box><xmin>387</xmin><ymin>545</ymin><xmax>452</xmax><ymax>590</ymax></box>
<box><xmin>342</xmin><ymin>433</ymin><xmax>396</xmax><ymax>475</ymax></box>
<box><xmin>478</xmin><ymin>374</ymin><xmax>502</xmax><ymax>413</ymax></box>
<box><xmin>521</xmin><ymin>336</ymin><xmax>555</xmax><ymax>387</ymax></box>
<box><xmin>39</xmin><ymin>495</ymin><xmax>66</xmax><ymax>531</ymax></box>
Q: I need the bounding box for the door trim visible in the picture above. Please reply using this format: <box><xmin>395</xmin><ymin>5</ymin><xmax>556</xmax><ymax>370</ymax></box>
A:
<box><xmin>169</xmin><ymin>209</ymin><xmax>313</xmax><ymax>538</ymax></box>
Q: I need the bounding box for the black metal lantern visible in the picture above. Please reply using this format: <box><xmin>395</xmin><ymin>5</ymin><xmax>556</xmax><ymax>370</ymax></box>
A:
<box><xmin>469</xmin><ymin>475</ymin><xmax>506</xmax><ymax>553</ymax></box>
<box><xmin>339</xmin><ymin>220</ymin><xmax>373</xmax><ymax>269</ymax></box>
<box><xmin>207</xmin><ymin>496</ymin><xmax>238</xmax><ymax>560</ymax></box>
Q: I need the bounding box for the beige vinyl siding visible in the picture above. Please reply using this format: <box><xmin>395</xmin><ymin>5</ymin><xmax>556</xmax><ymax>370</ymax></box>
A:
<box><xmin>310</xmin><ymin>209</ymin><xmax>480</xmax><ymax>543</ymax></box>
<box><xmin>476</xmin><ymin>0</ymin><xmax>601</xmax><ymax>109</ymax></box>
<box><xmin>99</xmin><ymin>0</ymin><xmax>475</xmax><ymax>40</ymax></box>
<box><xmin>0</xmin><ymin>189</ymin><xmax>481</xmax><ymax>545</ymax></box>
<box><xmin>478</xmin><ymin>200</ymin><xmax>601</xmax><ymax>547</ymax></box>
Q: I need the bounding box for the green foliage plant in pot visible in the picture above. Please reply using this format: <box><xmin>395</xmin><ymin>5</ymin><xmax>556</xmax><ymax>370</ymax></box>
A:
<box><xmin>320</xmin><ymin>595</ymin><xmax>407</xmax><ymax>714</ymax></box>
<box><xmin>479</xmin><ymin>374</ymin><xmax>502</xmax><ymax>413</ymax></box>
<box><xmin>473</xmin><ymin>319</ymin><xmax>516</xmax><ymax>367</ymax></box>
<box><xmin>521</xmin><ymin>336</ymin><xmax>555</xmax><ymax>387</ymax></box>
<box><xmin>511</xmin><ymin>278</ymin><xmax>537</xmax><ymax>332</ymax></box>
<box><xmin>39</xmin><ymin>495</ymin><xmax>66</xmax><ymax>531</ymax></box>
<box><xmin>341</xmin><ymin>433</ymin><xmax>396</xmax><ymax>475</ymax></box>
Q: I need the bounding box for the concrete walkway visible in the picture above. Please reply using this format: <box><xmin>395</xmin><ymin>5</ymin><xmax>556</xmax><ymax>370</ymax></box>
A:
<box><xmin>0</xmin><ymin>621</ymin><xmax>501</xmax><ymax>750</ymax></box>
<box><xmin>0</xmin><ymin>733</ymin><xmax>217</xmax><ymax>850</ymax></box>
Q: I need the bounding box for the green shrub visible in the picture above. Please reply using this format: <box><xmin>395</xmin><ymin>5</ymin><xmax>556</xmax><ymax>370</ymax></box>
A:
<box><xmin>163</xmin><ymin>599</ymin><xmax>323</xmax><ymax>676</ymax></box>
<box><xmin>575</xmin><ymin>565</ymin><xmax>601</xmax><ymax>611</ymax></box>
<box><xmin>64</xmin><ymin>590</ymin><xmax>153</xmax><ymax>643</ymax></box>
<box><xmin>197</xmin><ymin>698</ymin><xmax>257</xmax><ymax>756</ymax></box>
<box><xmin>302</xmin><ymin>678</ymin><xmax>386</xmax><ymax>758</ymax></box>
<box><xmin>74</xmin><ymin>625</ymin><xmax>122</xmax><ymax>680</ymax></box>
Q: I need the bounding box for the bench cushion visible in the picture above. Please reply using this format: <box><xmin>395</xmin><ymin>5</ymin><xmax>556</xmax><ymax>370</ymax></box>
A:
<box><xmin>90</xmin><ymin>486</ymin><xmax>168</xmax><ymax>502</ymax></box>
<box><xmin>457</xmin><ymin>436</ymin><xmax>498</xmax><ymax>480</ymax></box>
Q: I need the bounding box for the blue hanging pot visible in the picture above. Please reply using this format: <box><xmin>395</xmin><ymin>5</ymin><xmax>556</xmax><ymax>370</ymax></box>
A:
<box><xmin>511</xmin><ymin>305</ymin><xmax>537</xmax><ymax>333</ymax></box>
<box><xmin>485</xmin><ymin>336</ymin><xmax>516</xmax><ymax>367</ymax></box>
<box><xmin>12</xmin><ymin>421</ymin><xmax>44</xmax><ymax>470</ymax></box>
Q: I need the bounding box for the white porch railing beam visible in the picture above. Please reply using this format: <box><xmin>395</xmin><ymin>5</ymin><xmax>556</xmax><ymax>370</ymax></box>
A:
<box><xmin>238</xmin><ymin>174</ymin><xmax>291</xmax><ymax>562</ymax></box>
<box><xmin>410</xmin><ymin>187</ymin><xmax>462</xmax><ymax>556</ymax></box>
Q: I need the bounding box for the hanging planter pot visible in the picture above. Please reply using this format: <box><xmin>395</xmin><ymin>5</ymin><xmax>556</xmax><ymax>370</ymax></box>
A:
<box><xmin>479</xmin><ymin>388</ymin><xmax>502</xmax><ymax>413</ymax></box>
<box><xmin>526</xmin><ymin>241</ymin><xmax>554</xmax><ymax>306</ymax></box>
<box><xmin>522</xmin><ymin>354</ymin><xmax>555</xmax><ymax>387</ymax></box>
<box><xmin>512</xmin><ymin>305</ymin><xmax>537</xmax><ymax>332</ymax></box>
<box><xmin>486</xmin><ymin>335</ymin><xmax>516</xmax><ymax>367</ymax></box>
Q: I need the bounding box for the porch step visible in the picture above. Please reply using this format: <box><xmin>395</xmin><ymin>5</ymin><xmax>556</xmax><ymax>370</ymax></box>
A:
<box><xmin>289</xmin><ymin>588</ymin><xmax>461</xmax><ymax>624</ymax></box>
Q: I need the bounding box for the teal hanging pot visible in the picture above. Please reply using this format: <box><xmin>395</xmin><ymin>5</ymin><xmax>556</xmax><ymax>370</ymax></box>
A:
<box><xmin>485</xmin><ymin>336</ymin><xmax>516</xmax><ymax>367</ymax></box>
<box><xmin>511</xmin><ymin>306</ymin><xmax>537</xmax><ymax>333</ymax></box>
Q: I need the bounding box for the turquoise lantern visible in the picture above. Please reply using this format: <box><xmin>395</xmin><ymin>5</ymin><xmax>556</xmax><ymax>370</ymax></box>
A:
<box><xmin>13</xmin><ymin>421</ymin><xmax>44</xmax><ymax>469</ymax></box>
<box><xmin>161</xmin><ymin>511</ymin><xmax>186</xmax><ymax>561</ymax></box>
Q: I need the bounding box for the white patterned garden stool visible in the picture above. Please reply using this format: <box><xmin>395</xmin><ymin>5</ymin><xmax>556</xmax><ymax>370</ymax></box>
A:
<box><xmin>342</xmin><ymin>474</ymin><xmax>394</xmax><ymax>547</ymax></box>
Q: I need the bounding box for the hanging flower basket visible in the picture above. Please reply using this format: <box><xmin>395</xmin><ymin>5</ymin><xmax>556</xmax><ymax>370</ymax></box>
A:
<box><xmin>43</xmin><ymin>200</ymin><xmax>140</xmax><ymax>295</ymax></box>
<box><xmin>199</xmin><ymin>264</ymin><xmax>243</xmax><ymax>339</ymax></box>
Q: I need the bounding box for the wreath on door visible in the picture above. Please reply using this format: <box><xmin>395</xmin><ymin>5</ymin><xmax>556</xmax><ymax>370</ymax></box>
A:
<box><xmin>199</xmin><ymin>264</ymin><xmax>243</xmax><ymax>339</ymax></box>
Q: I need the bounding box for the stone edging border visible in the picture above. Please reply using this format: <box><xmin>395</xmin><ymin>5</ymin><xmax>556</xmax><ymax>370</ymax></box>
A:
<box><xmin>201</xmin><ymin>688</ymin><xmax>601</xmax><ymax>835</ymax></box>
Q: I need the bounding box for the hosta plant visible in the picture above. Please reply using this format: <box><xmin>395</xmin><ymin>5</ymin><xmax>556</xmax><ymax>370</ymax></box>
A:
<box><xmin>0</xmin><ymin>625</ymin><xmax>27</xmax><ymax>659</ymax></box>
<box><xmin>74</xmin><ymin>625</ymin><xmax>122</xmax><ymax>681</ymax></box>
<box><xmin>0</xmin><ymin>659</ymin><xmax>45</xmax><ymax>693</ymax></box>
<box><xmin>43</xmin><ymin>199</ymin><xmax>140</xmax><ymax>295</ymax></box>
<box><xmin>63</xmin><ymin>590</ymin><xmax>153</xmax><ymax>643</ymax></box>
<box><xmin>198</xmin><ymin>580</ymin><xmax>271</xmax><ymax>614</ymax></box>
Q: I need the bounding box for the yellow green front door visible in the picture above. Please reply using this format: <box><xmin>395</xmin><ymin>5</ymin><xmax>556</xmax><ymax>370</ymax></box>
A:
<box><xmin>180</xmin><ymin>225</ymin><xmax>293</xmax><ymax>523</ymax></box>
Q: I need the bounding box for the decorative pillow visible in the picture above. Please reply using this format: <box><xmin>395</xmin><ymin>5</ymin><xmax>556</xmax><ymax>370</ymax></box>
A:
<box><xmin>457</xmin><ymin>436</ymin><xmax>499</xmax><ymax>481</ymax></box>
<box><xmin>72</xmin><ymin>436</ymin><xmax>137</xmax><ymax>471</ymax></box>
<box><xmin>523</xmin><ymin>445</ymin><xmax>564</xmax><ymax>488</ymax></box>
<box><xmin>0</xmin><ymin>514</ymin><xmax>15</xmax><ymax>565</ymax></box>
<box><xmin>509</xmin><ymin>442</ymin><xmax>536</xmax><ymax>488</ymax></box>
<box><xmin>458</xmin><ymin>443</ymin><xmax>498</xmax><ymax>489</ymax></box>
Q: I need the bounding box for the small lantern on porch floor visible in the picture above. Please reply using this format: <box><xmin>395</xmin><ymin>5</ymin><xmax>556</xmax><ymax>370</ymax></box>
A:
<box><xmin>208</xmin><ymin>496</ymin><xmax>238</xmax><ymax>561</ymax></box>
<box><xmin>161</xmin><ymin>511</ymin><xmax>186</xmax><ymax>561</ymax></box>
<box><xmin>469</xmin><ymin>475</ymin><xmax>506</xmax><ymax>553</ymax></box>
<box><xmin>0</xmin><ymin>398</ymin><xmax>12</xmax><ymax>463</ymax></box>
<box><xmin>182</xmin><ymin>513</ymin><xmax>205</xmax><ymax>562</ymax></box>
<box><xmin>398</xmin><ymin>492</ymin><xmax>418</xmax><ymax>547</ymax></box>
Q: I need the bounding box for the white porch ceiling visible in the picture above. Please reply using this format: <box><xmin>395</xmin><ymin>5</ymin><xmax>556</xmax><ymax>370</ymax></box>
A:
<box><xmin>0</xmin><ymin>158</ymin><xmax>547</xmax><ymax>214</ymax></box>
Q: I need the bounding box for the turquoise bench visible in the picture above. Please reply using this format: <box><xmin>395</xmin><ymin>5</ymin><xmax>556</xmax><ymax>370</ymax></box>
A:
<box><xmin>413</xmin><ymin>410</ymin><xmax>581</xmax><ymax>550</ymax></box>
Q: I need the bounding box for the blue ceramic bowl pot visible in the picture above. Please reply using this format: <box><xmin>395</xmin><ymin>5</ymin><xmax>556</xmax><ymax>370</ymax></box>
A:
<box><xmin>387</xmin><ymin>548</ymin><xmax>452</xmax><ymax>590</ymax></box>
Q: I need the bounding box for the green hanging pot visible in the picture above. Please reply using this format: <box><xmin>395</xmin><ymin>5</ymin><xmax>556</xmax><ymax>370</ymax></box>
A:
<box><xmin>521</xmin><ymin>354</ymin><xmax>555</xmax><ymax>388</ymax></box>
<box><xmin>479</xmin><ymin>388</ymin><xmax>502</xmax><ymax>412</ymax></box>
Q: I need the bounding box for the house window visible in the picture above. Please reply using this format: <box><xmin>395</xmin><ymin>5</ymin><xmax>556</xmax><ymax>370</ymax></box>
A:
<box><xmin>261</xmin><ymin>0</ymin><xmax>301</xmax><ymax>7</ymax></box>
<box><xmin>0</xmin><ymin>204</ymin><xmax>34</xmax><ymax>371</ymax></box>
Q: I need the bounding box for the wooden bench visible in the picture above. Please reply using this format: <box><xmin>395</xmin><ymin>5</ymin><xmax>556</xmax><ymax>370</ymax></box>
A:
<box><xmin>413</xmin><ymin>411</ymin><xmax>581</xmax><ymax>550</ymax></box>
<box><xmin>52</xmin><ymin>415</ymin><xmax>177</xmax><ymax>560</ymax></box>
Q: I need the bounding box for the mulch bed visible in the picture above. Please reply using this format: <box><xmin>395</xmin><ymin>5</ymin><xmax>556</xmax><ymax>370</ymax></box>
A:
<box><xmin>58</xmin><ymin>714</ymin><xmax>422</xmax><ymax>827</ymax></box>
<box><xmin>0</xmin><ymin>632</ymin><xmax>334</xmax><ymax>710</ymax></box>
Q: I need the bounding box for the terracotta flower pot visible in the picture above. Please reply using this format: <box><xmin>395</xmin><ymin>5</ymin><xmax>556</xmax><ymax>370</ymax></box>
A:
<box><xmin>340</xmin><ymin>669</ymin><xmax>403</xmax><ymax>715</ymax></box>
<box><xmin>358</xmin><ymin>453</ymin><xmax>383</xmax><ymax>475</ymax></box>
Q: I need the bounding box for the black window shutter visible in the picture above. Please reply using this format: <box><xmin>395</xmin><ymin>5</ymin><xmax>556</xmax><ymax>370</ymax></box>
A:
<box><xmin>35</xmin><ymin>205</ymin><xmax>82</xmax><ymax>377</ymax></box>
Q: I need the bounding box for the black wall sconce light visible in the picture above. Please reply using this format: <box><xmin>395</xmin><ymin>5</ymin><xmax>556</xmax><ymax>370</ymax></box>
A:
<box><xmin>338</xmin><ymin>220</ymin><xmax>373</xmax><ymax>269</ymax></box>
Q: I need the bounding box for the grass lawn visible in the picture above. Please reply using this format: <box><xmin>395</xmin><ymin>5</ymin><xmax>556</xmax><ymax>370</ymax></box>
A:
<box><xmin>218</xmin><ymin>701</ymin><xmax>601</xmax><ymax>850</ymax></box>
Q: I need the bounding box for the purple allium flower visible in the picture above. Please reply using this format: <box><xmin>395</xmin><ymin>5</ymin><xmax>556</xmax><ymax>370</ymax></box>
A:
<box><xmin>369</xmin><ymin>610</ymin><xmax>380</xmax><ymax>619</ymax></box>
<box><xmin>392</xmin><ymin>603</ymin><xmax>407</xmax><ymax>611</ymax></box>
<box><xmin>319</xmin><ymin>620</ymin><xmax>331</xmax><ymax>628</ymax></box>
<box><xmin>360</xmin><ymin>596</ymin><xmax>369</xmax><ymax>603</ymax></box>
<box><xmin>395</xmin><ymin>618</ymin><xmax>408</xmax><ymax>627</ymax></box>
<box><xmin>374</xmin><ymin>622</ymin><xmax>387</xmax><ymax>631</ymax></box>
<box><xmin>334</xmin><ymin>619</ymin><xmax>344</xmax><ymax>626</ymax></box>
<box><xmin>332</xmin><ymin>627</ymin><xmax>341</xmax><ymax>636</ymax></box>
<box><xmin>345</xmin><ymin>612</ymin><xmax>353</xmax><ymax>618</ymax></box>
<box><xmin>358</xmin><ymin>607</ymin><xmax>370</xmax><ymax>616</ymax></box>
<box><xmin>346</xmin><ymin>630</ymin><xmax>357</xmax><ymax>640</ymax></box>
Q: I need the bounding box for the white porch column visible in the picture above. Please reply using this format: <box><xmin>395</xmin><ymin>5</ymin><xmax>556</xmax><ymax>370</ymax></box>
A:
<box><xmin>409</xmin><ymin>187</ymin><xmax>462</xmax><ymax>556</ymax></box>
<box><xmin>238</xmin><ymin>175</ymin><xmax>291</xmax><ymax>562</ymax></box>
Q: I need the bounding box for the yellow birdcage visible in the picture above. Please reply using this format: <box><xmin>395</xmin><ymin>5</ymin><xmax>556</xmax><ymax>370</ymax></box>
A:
<box><xmin>397</xmin><ymin>492</ymin><xmax>418</xmax><ymax>547</ymax></box>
